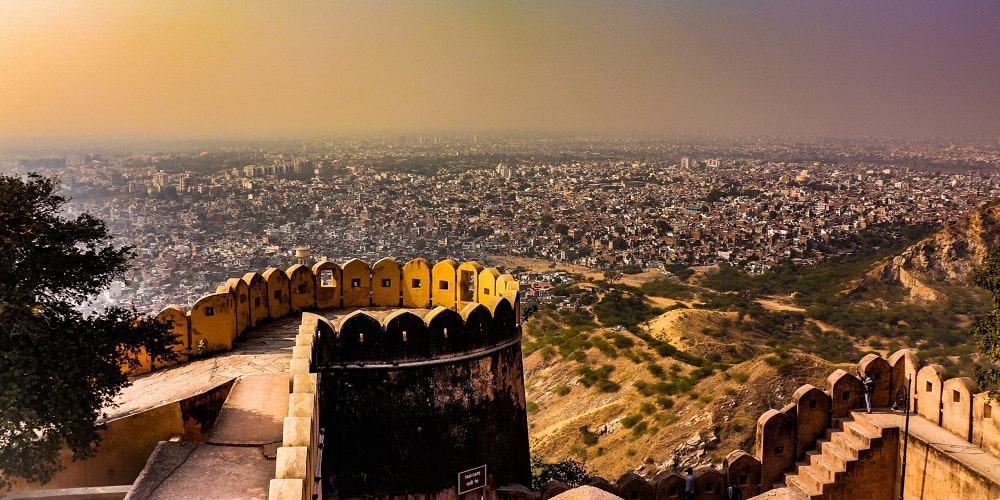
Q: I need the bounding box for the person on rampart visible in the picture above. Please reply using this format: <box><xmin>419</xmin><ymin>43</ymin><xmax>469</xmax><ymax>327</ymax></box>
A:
<box><xmin>861</xmin><ymin>371</ymin><xmax>876</xmax><ymax>413</ymax></box>
<box><xmin>684</xmin><ymin>468</ymin><xmax>695</xmax><ymax>500</ymax></box>
<box><xmin>725</xmin><ymin>480</ymin><xmax>743</xmax><ymax>500</ymax></box>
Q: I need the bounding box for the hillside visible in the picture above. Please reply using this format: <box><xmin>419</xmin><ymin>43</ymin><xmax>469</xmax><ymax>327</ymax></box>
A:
<box><xmin>868</xmin><ymin>200</ymin><xmax>1000</xmax><ymax>300</ymax></box>
<box><xmin>507</xmin><ymin>203</ymin><xmax>1000</xmax><ymax>480</ymax></box>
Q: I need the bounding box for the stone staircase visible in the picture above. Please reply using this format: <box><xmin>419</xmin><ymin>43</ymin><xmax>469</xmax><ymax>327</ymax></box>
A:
<box><xmin>780</xmin><ymin>412</ymin><xmax>892</xmax><ymax>499</ymax></box>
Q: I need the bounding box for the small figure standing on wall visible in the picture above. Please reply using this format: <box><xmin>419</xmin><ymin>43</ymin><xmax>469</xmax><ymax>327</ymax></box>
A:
<box><xmin>725</xmin><ymin>480</ymin><xmax>743</xmax><ymax>500</ymax></box>
<box><xmin>684</xmin><ymin>468</ymin><xmax>695</xmax><ymax>500</ymax></box>
<box><xmin>862</xmin><ymin>372</ymin><xmax>876</xmax><ymax>413</ymax></box>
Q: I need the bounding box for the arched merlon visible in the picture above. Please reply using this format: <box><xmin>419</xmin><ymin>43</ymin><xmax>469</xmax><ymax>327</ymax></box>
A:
<box><xmin>313</xmin><ymin>297</ymin><xmax>518</xmax><ymax>366</ymax></box>
<box><xmin>144</xmin><ymin>258</ymin><xmax>517</xmax><ymax>376</ymax></box>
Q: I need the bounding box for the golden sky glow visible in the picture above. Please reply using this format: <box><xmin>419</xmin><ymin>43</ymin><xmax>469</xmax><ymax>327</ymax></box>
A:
<box><xmin>1</xmin><ymin>1</ymin><xmax>999</xmax><ymax>143</ymax></box>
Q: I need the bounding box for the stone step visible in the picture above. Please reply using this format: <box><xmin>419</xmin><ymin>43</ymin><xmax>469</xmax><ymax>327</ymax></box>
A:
<box><xmin>831</xmin><ymin>428</ymin><xmax>869</xmax><ymax>457</ymax></box>
<box><xmin>795</xmin><ymin>462</ymin><xmax>830</xmax><ymax>493</ymax></box>
<box><xmin>844</xmin><ymin>420</ymin><xmax>881</xmax><ymax>448</ymax></box>
<box><xmin>783</xmin><ymin>473</ymin><xmax>824</xmax><ymax>500</ymax></box>
<box><xmin>819</xmin><ymin>439</ymin><xmax>856</xmax><ymax>470</ymax></box>
<box><xmin>805</xmin><ymin>450</ymin><xmax>845</xmax><ymax>483</ymax></box>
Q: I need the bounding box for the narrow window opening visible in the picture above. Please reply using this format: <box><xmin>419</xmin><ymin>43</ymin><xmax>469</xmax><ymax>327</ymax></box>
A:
<box><xmin>809</xmin><ymin>399</ymin><xmax>817</xmax><ymax>409</ymax></box>
<box><xmin>483</xmin><ymin>288</ymin><xmax>491</xmax><ymax>295</ymax></box>
<box><xmin>402</xmin><ymin>331</ymin><xmax>407</xmax><ymax>342</ymax></box>
<box><xmin>412</xmin><ymin>278</ymin><xmax>421</xmax><ymax>288</ymax></box>
<box><xmin>774</xmin><ymin>445</ymin><xmax>784</xmax><ymax>456</ymax></box>
<box><xmin>443</xmin><ymin>327</ymin><xmax>448</xmax><ymax>338</ymax></box>
<box><xmin>351</xmin><ymin>278</ymin><xmax>361</xmax><ymax>288</ymax></box>
<box><xmin>460</xmin><ymin>271</ymin><xmax>475</xmax><ymax>301</ymax></box>
<box><xmin>297</xmin><ymin>284</ymin><xmax>307</xmax><ymax>294</ymax></box>
<box><xmin>320</xmin><ymin>269</ymin><xmax>334</xmax><ymax>287</ymax></box>
<box><xmin>705</xmin><ymin>483</ymin><xmax>715</xmax><ymax>493</ymax></box>
<box><xmin>254</xmin><ymin>297</ymin><xmax>261</xmax><ymax>307</ymax></box>
<box><xmin>841</xmin><ymin>390</ymin><xmax>850</xmax><ymax>401</ymax></box>
<box><xmin>205</xmin><ymin>307</ymin><xmax>215</xmax><ymax>317</ymax></box>
<box><xmin>738</xmin><ymin>474</ymin><xmax>748</xmax><ymax>486</ymax></box>
<box><xmin>382</xmin><ymin>278</ymin><xmax>392</xmax><ymax>288</ymax></box>
<box><xmin>985</xmin><ymin>404</ymin><xmax>993</xmax><ymax>419</ymax></box>
<box><xmin>273</xmin><ymin>290</ymin><xmax>282</xmax><ymax>300</ymax></box>
<box><xmin>953</xmin><ymin>390</ymin><xmax>962</xmax><ymax>403</ymax></box>
<box><xmin>926</xmin><ymin>381</ymin><xmax>933</xmax><ymax>392</ymax></box>
<box><xmin>359</xmin><ymin>333</ymin><xmax>364</xmax><ymax>343</ymax></box>
<box><xmin>439</xmin><ymin>280</ymin><xmax>449</xmax><ymax>290</ymax></box>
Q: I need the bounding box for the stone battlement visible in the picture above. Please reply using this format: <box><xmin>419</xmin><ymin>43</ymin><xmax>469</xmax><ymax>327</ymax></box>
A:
<box><xmin>138</xmin><ymin>257</ymin><xmax>520</xmax><ymax>374</ymax></box>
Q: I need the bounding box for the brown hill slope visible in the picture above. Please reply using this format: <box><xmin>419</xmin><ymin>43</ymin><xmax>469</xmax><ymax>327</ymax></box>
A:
<box><xmin>524</xmin><ymin>306</ymin><xmax>834</xmax><ymax>480</ymax></box>
<box><xmin>868</xmin><ymin>201</ymin><xmax>1000</xmax><ymax>299</ymax></box>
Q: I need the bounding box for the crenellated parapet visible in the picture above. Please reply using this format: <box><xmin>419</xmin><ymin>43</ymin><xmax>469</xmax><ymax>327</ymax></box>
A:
<box><xmin>495</xmin><ymin>348</ymin><xmax>1000</xmax><ymax>500</ymax></box>
<box><xmin>133</xmin><ymin>257</ymin><xmax>520</xmax><ymax>376</ymax></box>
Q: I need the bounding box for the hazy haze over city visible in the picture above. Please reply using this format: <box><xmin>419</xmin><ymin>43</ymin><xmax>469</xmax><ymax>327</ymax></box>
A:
<box><xmin>2</xmin><ymin>1</ymin><xmax>999</xmax><ymax>148</ymax></box>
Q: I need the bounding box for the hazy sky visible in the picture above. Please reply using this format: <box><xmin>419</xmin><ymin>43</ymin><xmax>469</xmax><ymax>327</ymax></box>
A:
<box><xmin>2</xmin><ymin>1</ymin><xmax>999</xmax><ymax>143</ymax></box>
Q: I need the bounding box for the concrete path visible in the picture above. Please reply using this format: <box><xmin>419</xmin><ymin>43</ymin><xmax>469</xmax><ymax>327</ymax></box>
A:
<box><xmin>109</xmin><ymin>316</ymin><xmax>301</xmax><ymax>419</ymax></box>
<box><xmin>208</xmin><ymin>373</ymin><xmax>288</xmax><ymax>446</ymax></box>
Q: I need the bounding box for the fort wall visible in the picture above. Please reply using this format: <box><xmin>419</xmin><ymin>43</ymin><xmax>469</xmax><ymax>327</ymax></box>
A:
<box><xmin>495</xmin><ymin>349</ymin><xmax>1000</xmax><ymax>500</ymax></box>
<box><xmin>134</xmin><ymin>258</ymin><xmax>520</xmax><ymax>375</ymax></box>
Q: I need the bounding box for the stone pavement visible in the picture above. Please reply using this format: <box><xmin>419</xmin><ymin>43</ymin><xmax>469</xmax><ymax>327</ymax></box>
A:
<box><xmin>108</xmin><ymin>315</ymin><xmax>301</xmax><ymax>419</ymax></box>
<box><xmin>121</xmin><ymin>315</ymin><xmax>302</xmax><ymax>499</ymax></box>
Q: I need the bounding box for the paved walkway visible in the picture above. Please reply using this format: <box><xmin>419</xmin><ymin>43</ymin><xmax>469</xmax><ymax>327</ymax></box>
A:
<box><xmin>108</xmin><ymin>316</ymin><xmax>301</xmax><ymax>419</ymax></box>
<box><xmin>122</xmin><ymin>316</ymin><xmax>303</xmax><ymax>500</ymax></box>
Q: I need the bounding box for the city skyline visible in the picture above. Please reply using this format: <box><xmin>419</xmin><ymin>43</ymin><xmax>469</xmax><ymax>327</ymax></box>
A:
<box><xmin>2</xmin><ymin>1</ymin><xmax>999</xmax><ymax>147</ymax></box>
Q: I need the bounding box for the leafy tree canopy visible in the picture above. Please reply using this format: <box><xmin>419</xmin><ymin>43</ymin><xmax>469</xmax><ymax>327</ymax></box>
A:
<box><xmin>0</xmin><ymin>174</ymin><xmax>177</xmax><ymax>488</ymax></box>
<box><xmin>973</xmin><ymin>245</ymin><xmax>1000</xmax><ymax>399</ymax></box>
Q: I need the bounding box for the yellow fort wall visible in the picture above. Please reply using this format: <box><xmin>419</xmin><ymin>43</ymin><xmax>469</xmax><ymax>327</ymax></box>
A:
<box><xmin>371</xmin><ymin>257</ymin><xmax>402</xmax><ymax>307</ymax></box>
<box><xmin>219</xmin><ymin>277</ymin><xmax>251</xmax><ymax>337</ymax></box>
<box><xmin>312</xmin><ymin>261</ymin><xmax>343</xmax><ymax>309</ymax></box>
<box><xmin>243</xmin><ymin>272</ymin><xmax>269</xmax><ymax>328</ymax></box>
<box><xmin>431</xmin><ymin>259</ymin><xmax>457</xmax><ymax>309</ymax></box>
<box><xmin>341</xmin><ymin>258</ymin><xmax>371</xmax><ymax>307</ymax></box>
<box><xmin>190</xmin><ymin>292</ymin><xmax>237</xmax><ymax>352</ymax></box>
<box><xmin>401</xmin><ymin>258</ymin><xmax>431</xmax><ymax>308</ymax></box>
<box><xmin>286</xmin><ymin>264</ymin><xmax>317</xmax><ymax>313</ymax></box>
<box><xmin>263</xmin><ymin>267</ymin><xmax>291</xmax><ymax>319</ymax></box>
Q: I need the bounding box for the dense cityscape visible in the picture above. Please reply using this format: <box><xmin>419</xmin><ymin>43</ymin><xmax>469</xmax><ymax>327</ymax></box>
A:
<box><xmin>3</xmin><ymin>136</ymin><xmax>1000</xmax><ymax>313</ymax></box>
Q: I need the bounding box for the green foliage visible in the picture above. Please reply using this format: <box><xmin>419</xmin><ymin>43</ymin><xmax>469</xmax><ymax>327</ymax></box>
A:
<box><xmin>631</xmin><ymin>421</ymin><xmax>649</xmax><ymax>437</ymax></box>
<box><xmin>522</xmin><ymin>310</ymin><xmax>596</xmax><ymax>359</ymax></box>
<box><xmin>656</xmin><ymin>396</ymin><xmax>675</xmax><ymax>409</ymax></box>
<box><xmin>639</xmin><ymin>278</ymin><xmax>694</xmax><ymax>299</ymax></box>
<box><xmin>530</xmin><ymin>456</ymin><xmax>593</xmax><ymax>490</ymax></box>
<box><xmin>620</xmin><ymin>413</ymin><xmax>644</xmax><ymax>428</ymax></box>
<box><xmin>579</xmin><ymin>426</ymin><xmax>599</xmax><ymax>445</ymax></box>
<box><xmin>554</xmin><ymin>385</ymin><xmax>571</xmax><ymax>396</ymax></box>
<box><xmin>973</xmin><ymin>245</ymin><xmax>1000</xmax><ymax>398</ymax></box>
<box><xmin>592</xmin><ymin>289</ymin><xmax>662</xmax><ymax>329</ymax></box>
<box><xmin>729</xmin><ymin>371</ymin><xmax>750</xmax><ymax>384</ymax></box>
<box><xmin>0</xmin><ymin>174</ymin><xmax>178</xmax><ymax>488</ymax></box>
<box><xmin>576</xmin><ymin>364</ymin><xmax>617</xmax><ymax>390</ymax></box>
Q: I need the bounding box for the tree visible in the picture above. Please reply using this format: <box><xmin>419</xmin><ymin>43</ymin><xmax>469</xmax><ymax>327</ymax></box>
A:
<box><xmin>973</xmin><ymin>245</ymin><xmax>1000</xmax><ymax>400</ymax></box>
<box><xmin>0</xmin><ymin>174</ymin><xmax>178</xmax><ymax>488</ymax></box>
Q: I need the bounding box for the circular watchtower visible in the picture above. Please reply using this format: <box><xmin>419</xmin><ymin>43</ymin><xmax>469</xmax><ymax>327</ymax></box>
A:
<box><xmin>310</xmin><ymin>276</ymin><xmax>530</xmax><ymax>498</ymax></box>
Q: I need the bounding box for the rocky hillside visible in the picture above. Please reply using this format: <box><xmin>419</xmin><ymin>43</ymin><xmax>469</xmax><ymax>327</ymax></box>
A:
<box><xmin>868</xmin><ymin>201</ymin><xmax>1000</xmax><ymax>299</ymax></box>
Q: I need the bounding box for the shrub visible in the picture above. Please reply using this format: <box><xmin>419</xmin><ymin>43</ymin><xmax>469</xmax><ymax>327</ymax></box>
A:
<box><xmin>555</xmin><ymin>385</ymin><xmax>571</xmax><ymax>396</ymax></box>
<box><xmin>621</xmin><ymin>414</ymin><xmax>644</xmax><ymax>428</ymax></box>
